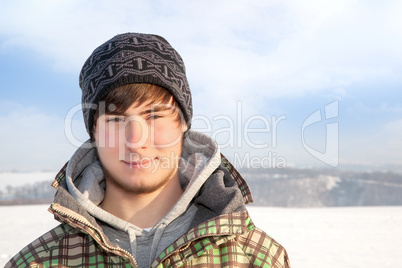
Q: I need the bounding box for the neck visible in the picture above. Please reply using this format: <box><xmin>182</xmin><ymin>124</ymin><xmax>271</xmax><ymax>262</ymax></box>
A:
<box><xmin>100</xmin><ymin>172</ymin><xmax>183</xmax><ymax>228</ymax></box>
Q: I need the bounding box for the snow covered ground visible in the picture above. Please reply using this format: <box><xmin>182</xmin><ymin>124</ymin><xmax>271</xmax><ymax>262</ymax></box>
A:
<box><xmin>1</xmin><ymin>205</ymin><xmax>401</xmax><ymax>267</ymax></box>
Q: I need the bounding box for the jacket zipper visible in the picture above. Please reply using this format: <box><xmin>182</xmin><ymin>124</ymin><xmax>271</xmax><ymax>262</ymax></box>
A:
<box><xmin>50</xmin><ymin>203</ymin><xmax>139</xmax><ymax>268</ymax></box>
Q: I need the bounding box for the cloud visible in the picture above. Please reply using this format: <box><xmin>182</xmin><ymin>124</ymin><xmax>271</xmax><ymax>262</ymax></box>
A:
<box><xmin>0</xmin><ymin>0</ymin><xmax>401</xmax><ymax>170</ymax></box>
<box><xmin>0</xmin><ymin>101</ymin><xmax>87</xmax><ymax>171</ymax></box>
<box><xmin>1</xmin><ymin>1</ymin><xmax>400</xmax><ymax>97</ymax></box>
<box><xmin>340</xmin><ymin>118</ymin><xmax>402</xmax><ymax>167</ymax></box>
<box><xmin>384</xmin><ymin>119</ymin><xmax>402</xmax><ymax>132</ymax></box>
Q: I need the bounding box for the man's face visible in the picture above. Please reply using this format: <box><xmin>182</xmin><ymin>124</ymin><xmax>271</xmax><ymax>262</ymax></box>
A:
<box><xmin>94</xmin><ymin>101</ymin><xmax>187</xmax><ymax>195</ymax></box>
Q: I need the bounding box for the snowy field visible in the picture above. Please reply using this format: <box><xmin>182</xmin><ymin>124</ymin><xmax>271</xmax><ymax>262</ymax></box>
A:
<box><xmin>1</xmin><ymin>205</ymin><xmax>401</xmax><ymax>267</ymax></box>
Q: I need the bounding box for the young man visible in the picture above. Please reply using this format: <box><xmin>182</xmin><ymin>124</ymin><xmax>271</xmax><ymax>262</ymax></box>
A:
<box><xmin>6</xmin><ymin>33</ymin><xmax>290</xmax><ymax>267</ymax></box>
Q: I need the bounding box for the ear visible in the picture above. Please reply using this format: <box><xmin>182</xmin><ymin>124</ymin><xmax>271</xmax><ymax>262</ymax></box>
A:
<box><xmin>181</xmin><ymin>123</ymin><xmax>188</xmax><ymax>133</ymax></box>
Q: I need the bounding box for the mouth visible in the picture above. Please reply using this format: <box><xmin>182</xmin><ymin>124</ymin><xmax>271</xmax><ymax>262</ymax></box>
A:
<box><xmin>122</xmin><ymin>157</ymin><xmax>157</xmax><ymax>169</ymax></box>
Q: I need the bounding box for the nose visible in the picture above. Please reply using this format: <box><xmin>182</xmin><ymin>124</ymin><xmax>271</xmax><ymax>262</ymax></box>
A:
<box><xmin>124</xmin><ymin>115</ymin><xmax>149</xmax><ymax>149</ymax></box>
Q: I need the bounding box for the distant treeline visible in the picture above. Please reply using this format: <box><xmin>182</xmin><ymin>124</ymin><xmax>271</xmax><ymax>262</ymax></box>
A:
<box><xmin>243</xmin><ymin>168</ymin><xmax>402</xmax><ymax>207</ymax></box>
<box><xmin>0</xmin><ymin>181</ymin><xmax>54</xmax><ymax>206</ymax></box>
<box><xmin>1</xmin><ymin>169</ymin><xmax>402</xmax><ymax>207</ymax></box>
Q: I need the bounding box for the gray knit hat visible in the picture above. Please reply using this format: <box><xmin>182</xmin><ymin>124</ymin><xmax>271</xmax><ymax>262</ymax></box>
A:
<box><xmin>79</xmin><ymin>32</ymin><xmax>193</xmax><ymax>135</ymax></box>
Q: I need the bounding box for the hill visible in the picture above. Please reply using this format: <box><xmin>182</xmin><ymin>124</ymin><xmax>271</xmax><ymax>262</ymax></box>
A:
<box><xmin>1</xmin><ymin>168</ymin><xmax>402</xmax><ymax>207</ymax></box>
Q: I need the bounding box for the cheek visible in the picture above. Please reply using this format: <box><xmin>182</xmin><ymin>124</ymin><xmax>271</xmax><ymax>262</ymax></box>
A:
<box><xmin>152</xmin><ymin>125</ymin><xmax>183</xmax><ymax>147</ymax></box>
<box><xmin>95</xmin><ymin>124</ymin><xmax>123</xmax><ymax>148</ymax></box>
<box><xmin>96</xmin><ymin>130</ymin><xmax>124</xmax><ymax>163</ymax></box>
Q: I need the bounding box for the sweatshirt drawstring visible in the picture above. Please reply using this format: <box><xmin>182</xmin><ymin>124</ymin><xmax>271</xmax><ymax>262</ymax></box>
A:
<box><xmin>128</xmin><ymin>229</ymin><xmax>138</xmax><ymax>259</ymax></box>
<box><xmin>148</xmin><ymin>223</ymin><xmax>167</xmax><ymax>267</ymax></box>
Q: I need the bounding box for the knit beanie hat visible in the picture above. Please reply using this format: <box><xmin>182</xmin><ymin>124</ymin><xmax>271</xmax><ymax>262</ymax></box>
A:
<box><xmin>79</xmin><ymin>32</ymin><xmax>193</xmax><ymax>135</ymax></box>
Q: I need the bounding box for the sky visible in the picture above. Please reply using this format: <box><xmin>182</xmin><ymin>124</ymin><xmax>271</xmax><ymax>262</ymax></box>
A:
<box><xmin>0</xmin><ymin>0</ymin><xmax>401</xmax><ymax>172</ymax></box>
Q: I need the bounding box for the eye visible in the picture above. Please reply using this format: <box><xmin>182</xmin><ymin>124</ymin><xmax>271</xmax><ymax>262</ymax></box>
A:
<box><xmin>106</xmin><ymin>116</ymin><xmax>125</xmax><ymax>123</ymax></box>
<box><xmin>147</xmin><ymin>114</ymin><xmax>163</xmax><ymax>120</ymax></box>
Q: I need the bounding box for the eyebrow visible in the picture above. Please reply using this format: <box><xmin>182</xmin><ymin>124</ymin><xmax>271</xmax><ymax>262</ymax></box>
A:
<box><xmin>107</xmin><ymin>104</ymin><xmax>173</xmax><ymax>117</ymax></box>
<box><xmin>138</xmin><ymin>105</ymin><xmax>173</xmax><ymax>115</ymax></box>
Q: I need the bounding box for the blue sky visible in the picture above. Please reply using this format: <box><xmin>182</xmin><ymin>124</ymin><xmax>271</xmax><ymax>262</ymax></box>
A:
<box><xmin>0</xmin><ymin>0</ymin><xmax>401</xmax><ymax>172</ymax></box>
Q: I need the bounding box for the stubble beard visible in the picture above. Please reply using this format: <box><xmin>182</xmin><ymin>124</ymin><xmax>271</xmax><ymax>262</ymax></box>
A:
<box><xmin>104</xmin><ymin>166</ymin><xmax>179</xmax><ymax>195</ymax></box>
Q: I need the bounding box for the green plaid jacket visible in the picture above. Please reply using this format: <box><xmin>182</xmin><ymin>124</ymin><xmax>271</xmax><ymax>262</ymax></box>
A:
<box><xmin>6</xmin><ymin>156</ymin><xmax>290</xmax><ymax>268</ymax></box>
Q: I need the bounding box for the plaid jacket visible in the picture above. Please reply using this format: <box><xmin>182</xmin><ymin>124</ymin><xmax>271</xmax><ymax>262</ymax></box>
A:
<box><xmin>6</xmin><ymin>156</ymin><xmax>290</xmax><ymax>268</ymax></box>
